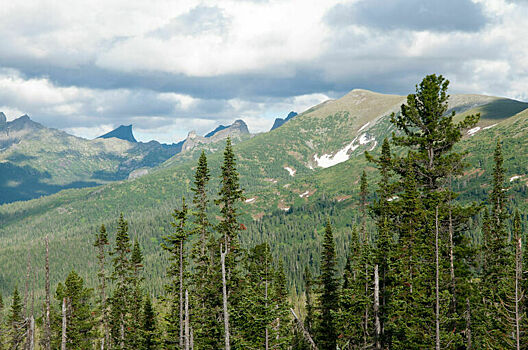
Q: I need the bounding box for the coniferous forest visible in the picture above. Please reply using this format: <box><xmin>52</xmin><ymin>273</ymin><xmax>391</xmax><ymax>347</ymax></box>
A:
<box><xmin>2</xmin><ymin>75</ymin><xmax>528</xmax><ymax>350</ymax></box>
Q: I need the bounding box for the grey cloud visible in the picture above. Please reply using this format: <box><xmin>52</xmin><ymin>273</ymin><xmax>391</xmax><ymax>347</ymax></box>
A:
<box><xmin>326</xmin><ymin>0</ymin><xmax>488</xmax><ymax>32</ymax></box>
<box><xmin>152</xmin><ymin>5</ymin><xmax>229</xmax><ymax>38</ymax></box>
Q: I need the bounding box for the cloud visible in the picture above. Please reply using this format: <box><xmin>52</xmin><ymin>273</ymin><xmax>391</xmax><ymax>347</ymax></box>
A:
<box><xmin>326</xmin><ymin>0</ymin><xmax>488</xmax><ymax>32</ymax></box>
<box><xmin>0</xmin><ymin>0</ymin><xmax>527</xmax><ymax>144</ymax></box>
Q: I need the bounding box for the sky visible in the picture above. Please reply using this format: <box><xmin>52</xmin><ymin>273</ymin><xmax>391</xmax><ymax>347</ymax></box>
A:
<box><xmin>0</xmin><ymin>0</ymin><xmax>527</xmax><ymax>143</ymax></box>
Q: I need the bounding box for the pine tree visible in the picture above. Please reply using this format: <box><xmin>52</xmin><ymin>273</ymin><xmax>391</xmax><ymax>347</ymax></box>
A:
<box><xmin>317</xmin><ymin>220</ymin><xmax>339</xmax><ymax>350</ymax></box>
<box><xmin>130</xmin><ymin>240</ymin><xmax>145</xmax><ymax>348</ymax></box>
<box><xmin>8</xmin><ymin>287</ymin><xmax>24</xmax><ymax>349</ymax></box>
<box><xmin>94</xmin><ymin>224</ymin><xmax>110</xmax><ymax>349</ymax></box>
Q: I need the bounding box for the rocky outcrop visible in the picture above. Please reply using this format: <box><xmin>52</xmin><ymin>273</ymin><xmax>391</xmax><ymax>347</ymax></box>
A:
<box><xmin>270</xmin><ymin>111</ymin><xmax>297</xmax><ymax>131</ymax></box>
<box><xmin>181</xmin><ymin>119</ymin><xmax>250</xmax><ymax>152</ymax></box>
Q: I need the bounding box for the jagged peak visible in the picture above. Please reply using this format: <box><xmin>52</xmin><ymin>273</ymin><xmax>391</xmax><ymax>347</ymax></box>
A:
<box><xmin>98</xmin><ymin>124</ymin><xmax>137</xmax><ymax>143</ymax></box>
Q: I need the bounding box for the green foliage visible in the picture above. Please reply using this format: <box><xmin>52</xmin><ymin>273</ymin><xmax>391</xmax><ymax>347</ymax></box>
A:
<box><xmin>8</xmin><ymin>287</ymin><xmax>24</xmax><ymax>349</ymax></box>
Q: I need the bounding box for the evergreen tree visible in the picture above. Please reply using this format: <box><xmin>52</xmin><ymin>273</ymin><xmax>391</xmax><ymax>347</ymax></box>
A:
<box><xmin>130</xmin><ymin>240</ymin><xmax>145</xmax><ymax>348</ymax></box>
<box><xmin>142</xmin><ymin>295</ymin><xmax>158</xmax><ymax>350</ymax></box>
<box><xmin>189</xmin><ymin>151</ymin><xmax>223</xmax><ymax>349</ymax></box>
<box><xmin>109</xmin><ymin>213</ymin><xmax>134</xmax><ymax>349</ymax></box>
<box><xmin>161</xmin><ymin>197</ymin><xmax>190</xmax><ymax>349</ymax></box>
<box><xmin>8</xmin><ymin>287</ymin><xmax>24</xmax><ymax>349</ymax></box>
<box><xmin>316</xmin><ymin>220</ymin><xmax>339</xmax><ymax>350</ymax></box>
<box><xmin>94</xmin><ymin>223</ymin><xmax>110</xmax><ymax>349</ymax></box>
<box><xmin>477</xmin><ymin>141</ymin><xmax>516</xmax><ymax>348</ymax></box>
<box><xmin>54</xmin><ymin>270</ymin><xmax>96</xmax><ymax>349</ymax></box>
<box><xmin>0</xmin><ymin>292</ymin><xmax>4</xmax><ymax>350</ymax></box>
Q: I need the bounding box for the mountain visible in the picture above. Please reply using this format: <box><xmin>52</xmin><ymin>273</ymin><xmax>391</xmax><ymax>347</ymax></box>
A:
<box><xmin>1</xmin><ymin>89</ymin><xmax>528</xmax><ymax>296</ymax></box>
<box><xmin>98</xmin><ymin>124</ymin><xmax>137</xmax><ymax>142</ymax></box>
<box><xmin>204</xmin><ymin>124</ymin><xmax>229</xmax><ymax>138</ymax></box>
<box><xmin>0</xmin><ymin>115</ymin><xmax>184</xmax><ymax>203</ymax></box>
<box><xmin>181</xmin><ymin>119</ymin><xmax>250</xmax><ymax>152</ymax></box>
<box><xmin>270</xmin><ymin>111</ymin><xmax>297</xmax><ymax>131</ymax></box>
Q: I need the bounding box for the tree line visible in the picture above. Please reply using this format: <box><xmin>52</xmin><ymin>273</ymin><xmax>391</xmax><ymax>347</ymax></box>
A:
<box><xmin>0</xmin><ymin>74</ymin><xmax>527</xmax><ymax>349</ymax></box>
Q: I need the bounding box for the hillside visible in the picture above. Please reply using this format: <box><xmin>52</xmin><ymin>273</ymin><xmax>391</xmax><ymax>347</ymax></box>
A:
<box><xmin>1</xmin><ymin>89</ymin><xmax>527</xmax><ymax>297</ymax></box>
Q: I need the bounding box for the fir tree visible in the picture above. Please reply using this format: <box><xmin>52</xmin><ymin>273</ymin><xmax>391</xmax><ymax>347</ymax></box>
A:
<box><xmin>8</xmin><ymin>287</ymin><xmax>24</xmax><ymax>349</ymax></box>
<box><xmin>54</xmin><ymin>270</ymin><xmax>96</xmax><ymax>349</ymax></box>
<box><xmin>142</xmin><ymin>295</ymin><xmax>157</xmax><ymax>350</ymax></box>
<box><xmin>161</xmin><ymin>197</ymin><xmax>190</xmax><ymax>349</ymax></box>
<box><xmin>109</xmin><ymin>213</ymin><xmax>134</xmax><ymax>349</ymax></box>
<box><xmin>130</xmin><ymin>240</ymin><xmax>145</xmax><ymax>348</ymax></box>
<box><xmin>94</xmin><ymin>224</ymin><xmax>110</xmax><ymax>349</ymax></box>
<box><xmin>317</xmin><ymin>220</ymin><xmax>339</xmax><ymax>350</ymax></box>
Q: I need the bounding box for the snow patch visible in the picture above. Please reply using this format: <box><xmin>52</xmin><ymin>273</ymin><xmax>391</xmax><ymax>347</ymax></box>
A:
<box><xmin>314</xmin><ymin>136</ymin><xmax>359</xmax><ymax>168</ymax></box>
<box><xmin>483</xmin><ymin>124</ymin><xmax>497</xmax><ymax>130</ymax></box>
<box><xmin>358</xmin><ymin>122</ymin><xmax>370</xmax><ymax>133</ymax></box>
<box><xmin>359</xmin><ymin>133</ymin><xmax>374</xmax><ymax>145</ymax></box>
<box><xmin>299</xmin><ymin>190</ymin><xmax>310</xmax><ymax>198</ymax></box>
<box><xmin>245</xmin><ymin>197</ymin><xmax>256</xmax><ymax>203</ymax></box>
<box><xmin>281</xmin><ymin>207</ymin><xmax>290</xmax><ymax>212</ymax></box>
<box><xmin>467</xmin><ymin>127</ymin><xmax>481</xmax><ymax>136</ymax></box>
<box><xmin>284</xmin><ymin>166</ymin><xmax>296</xmax><ymax>177</ymax></box>
<box><xmin>510</xmin><ymin>175</ymin><xmax>521</xmax><ymax>182</ymax></box>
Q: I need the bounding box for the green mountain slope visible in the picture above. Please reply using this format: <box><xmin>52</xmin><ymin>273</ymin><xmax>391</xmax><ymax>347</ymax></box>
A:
<box><xmin>1</xmin><ymin>89</ymin><xmax>527</xmax><ymax>297</ymax></box>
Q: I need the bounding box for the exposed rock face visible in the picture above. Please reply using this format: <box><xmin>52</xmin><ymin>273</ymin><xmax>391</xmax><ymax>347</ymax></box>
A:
<box><xmin>0</xmin><ymin>112</ymin><xmax>6</xmax><ymax>126</ymax></box>
<box><xmin>270</xmin><ymin>111</ymin><xmax>297</xmax><ymax>131</ymax></box>
<box><xmin>182</xmin><ymin>119</ymin><xmax>250</xmax><ymax>152</ymax></box>
<box><xmin>98</xmin><ymin>125</ymin><xmax>137</xmax><ymax>143</ymax></box>
<box><xmin>0</xmin><ymin>115</ymin><xmax>45</xmax><ymax>148</ymax></box>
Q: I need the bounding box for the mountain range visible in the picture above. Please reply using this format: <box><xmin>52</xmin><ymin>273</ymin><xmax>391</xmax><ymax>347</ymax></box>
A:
<box><xmin>1</xmin><ymin>88</ymin><xmax>528</xmax><ymax>296</ymax></box>
<box><xmin>0</xmin><ymin>117</ymin><xmax>250</xmax><ymax>203</ymax></box>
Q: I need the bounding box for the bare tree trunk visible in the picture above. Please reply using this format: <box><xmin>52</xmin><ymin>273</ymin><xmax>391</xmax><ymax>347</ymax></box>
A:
<box><xmin>61</xmin><ymin>298</ymin><xmax>67</xmax><ymax>350</ymax></box>
<box><xmin>185</xmin><ymin>289</ymin><xmax>190</xmax><ymax>350</ymax></box>
<box><xmin>190</xmin><ymin>327</ymin><xmax>194</xmax><ymax>350</ymax></box>
<box><xmin>465</xmin><ymin>298</ymin><xmax>472</xmax><ymax>349</ymax></box>
<box><xmin>364</xmin><ymin>260</ymin><xmax>369</xmax><ymax>348</ymax></box>
<box><xmin>435</xmin><ymin>206</ymin><xmax>440</xmax><ymax>350</ymax></box>
<box><xmin>290</xmin><ymin>308</ymin><xmax>318</xmax><ymax>350</ymax></box>
<box><xmin>221</xmin><ymin>244</ymin><xmax>230</xmax><ymax>350</ymax></box>
<box><xmin>515</xmin><ymin>235</ymin><xmax>522</xmax><ymax>350</ymax></box>
<box><xmin>265</xmin><ymin>276</ymin><xmax>269</xmax><ymax>350</ymax></box>
<box><xmin>449</xmin><ymin>194</ymin><xmax>455</xmax><ymax>309</ymax></box>
<box><xmin>28</xmin><ymin>316</ymin><xmax>34</xmax><ymax>350</ymax></box>
<box><xmin>120</xmin><ymin>313</ymin><xmax>125</xmax><ymax>349</ymax></box>
<box><xmin>180</xmin><ymin>240</ymin><xmax>184</xmax><ymax>349</ymax></box>
<box><xmin>45</xmin><ymin>235</ymin><xmax>51</xmax><ymax>350</ymax></box>
<box><xmin>374</xmin><ymin>264</ymin><xmax>381</xmax><ymax>349</ymax></box>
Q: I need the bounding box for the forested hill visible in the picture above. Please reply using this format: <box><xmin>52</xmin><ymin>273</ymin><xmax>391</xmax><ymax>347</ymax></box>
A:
<box><xmin>1</xmin><ymin>85</ymin><xmax>528</xmax><ymax>300</ymax></box>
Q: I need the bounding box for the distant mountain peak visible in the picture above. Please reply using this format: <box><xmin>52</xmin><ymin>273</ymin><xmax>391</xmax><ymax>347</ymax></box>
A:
<box><xmin>270</xmin><ymin>111</ymin><xmax>297</xmax><ymax>131</ymax></box>
<box><xmin>98</xmin><ymin>124</ymin><xmax>137</xmax><ymax>143</ymax></box>
<box><xmin>204</xmin><ymin>124</ymin><xmax>228</xmax><ymax>138</ymax></box>
<box><xmin>0</xmin><ymin>112</ymin><xmax>6</xmax><ymax>125</ymax></box>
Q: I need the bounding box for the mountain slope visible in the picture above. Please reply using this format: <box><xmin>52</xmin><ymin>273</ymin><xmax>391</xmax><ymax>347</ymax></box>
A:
<box><xmin>98</xmin><ymin>124</ymin><xmax>137</xmax><ymax>142</ymax></box>
<box><xmin>1</xmin><ymin>89</ymin><xmax>527</xmax><ymax>296</ymax></box>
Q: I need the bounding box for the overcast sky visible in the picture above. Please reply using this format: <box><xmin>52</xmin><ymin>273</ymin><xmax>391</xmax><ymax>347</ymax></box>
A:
<box><xmin>0</xmin><ymin>0</ymin><xmax>526</xmax><ymax>143</ymax></box>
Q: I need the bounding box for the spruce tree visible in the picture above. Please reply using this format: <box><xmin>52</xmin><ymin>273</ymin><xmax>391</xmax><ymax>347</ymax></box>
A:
<box><xmin>130</xmin><ymin>240</ymin><xmax>145</xmax><ymax>348</ymax></box>
<box><xmin>54</xmin><ymin>270</ymin><xmax>96</xmax><ymax>349</ymax></box>
<box><xmin>161</xmin><ymin>197</ymin><xmax>190</xmax><ymax>348</ymax></box>
<box><xmin>109</xmin><ymin>213</ymin><xmax>133</xmax><ymax>349</ymax></box>
<box><xmin>478</xmin><ymin>141</ymin><xmax>516</xmax><ymax>348</ymax></box>
<box><xmin>142</xmin><ymin>295</ymin><xmax>157</xmax><ymax>350</ymax></box>
<box><xmin>317</xmin><ymin>220</ymin><xmax>339</xmax><ymax>350</ymax></box>
<box><xmin>94</xmin><ymin>224</ymin><xmax>110</xmax><ymax>348</ymax></box>
<box><xmin>8</xmin><ymin>287</ymin><xmax>24</xmax><ymax>349</ymax></box>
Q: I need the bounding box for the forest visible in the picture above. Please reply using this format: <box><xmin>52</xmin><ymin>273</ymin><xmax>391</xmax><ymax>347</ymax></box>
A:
<box><xmin>1</xmin><ymin>75</ymin><xmax>527</xmax><ymax>349</ymax></box>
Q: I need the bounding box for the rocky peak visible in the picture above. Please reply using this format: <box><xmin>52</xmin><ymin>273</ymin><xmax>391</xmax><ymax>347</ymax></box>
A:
<box><xmin>270</xmin><ymin>111</ymin><xmax>297</xmax><ymax>131</ymax></box>
<box><xmin>0</xmin><ymin>112</ymin><xmax>6</xmax><ymax>126</ymax></box>
<box><xmin>98</xmin><ymin>125</ymin><xmax>137</xmax><ymax>143</ymax></box>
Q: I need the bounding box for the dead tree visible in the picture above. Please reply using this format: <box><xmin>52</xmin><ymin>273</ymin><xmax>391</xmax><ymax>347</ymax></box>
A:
<box><xmin>290</xmin><ymin>308</ymin><xmax>318</xmax><ymax>350</ymax></box>
<box><xmin>61</xmin><ymin>297</ymin><xmax>67</xmax><ymax>350</ymax></box>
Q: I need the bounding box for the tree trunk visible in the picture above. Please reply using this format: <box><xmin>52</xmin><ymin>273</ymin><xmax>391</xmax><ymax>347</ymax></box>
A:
<box><xmin>364</xmin><ymin>260</ymin><xmax>369</xmax><ymax>348</ymax></box>
<box><xmin>61</xmin><ymin>298</ymin><xmax>67</xmax><ymax>350</ymax></box>
<box><xmin>515</xmin><ymin>235</ymin><xmax>522</xmax><ymax>350</ymax></box>
<box><xmin>45</xmin><ymin>236</ymin><xmax>51</xmax><ymax>350</ymax></box>
<box><xmin>28</xmin><ymin>316</ymin><xmax>34</xmax><ymax>350</ymax></box>
<box><xmin>290</xmin><ymin>308</ymin><xmax>318</xmax><ymax>350</ymax></box>
<box><xmin>374</xmin><ymin>264</ymin><xmax>381</xmax><ymax>349</ymax></box>
<box><xmin>265</xmin><ymin>277</ymin><xmax>269</xmax><ymax>350</ymax></box>
<box><xmin>185</xmin><ymin>289</ymin><xmax>190</xmax><ymax>350</ymax></box>
<box><xmin>465</xmin><ymin>298</ymin><xmax>472</xmax><ymax>349</ymax></box>
<box><xmin>449</xmin><ymin>193</ymin><xmax>456</xmax><ymax>311</ymax></box>
<box><xmin>221</xmin><ymin>244</ymin><xmax>230</xmax><ymax>350</ymax></box>
<box><xmin>180</xmin><ymin>240</ymin><xmax>184</xmax><ymax>349</ymax></box>
<box><xmin>435</xmin><ymin>206</ymin><xmax>440</xmax><ymax>350</ymax></box>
